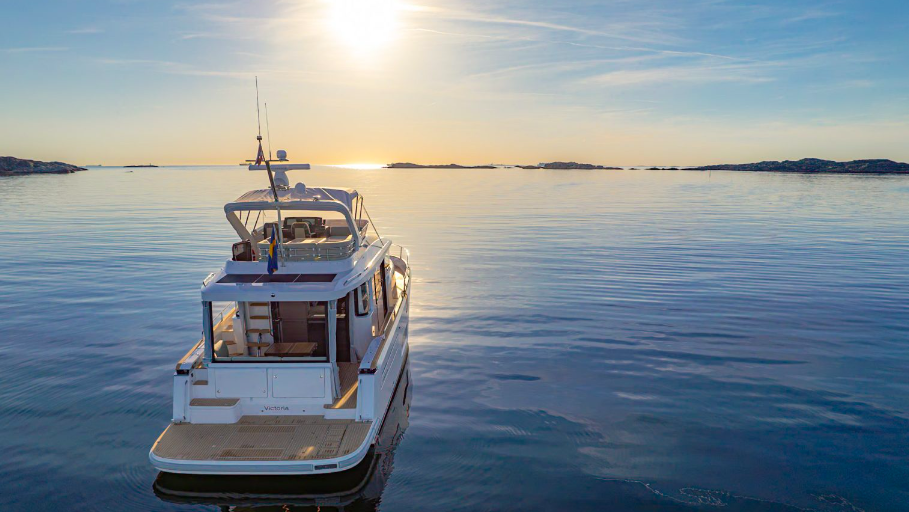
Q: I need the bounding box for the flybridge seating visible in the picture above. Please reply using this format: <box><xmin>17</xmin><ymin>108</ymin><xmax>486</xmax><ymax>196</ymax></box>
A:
<box><xmin>224</xmin><ymin>184</ymin><xmax>370</xmax><ymax>262</ymax></box>
<box><xmin>253</xmin><ymin>217</ymin><xmax>366</xmax><ymax>262</ymax></box>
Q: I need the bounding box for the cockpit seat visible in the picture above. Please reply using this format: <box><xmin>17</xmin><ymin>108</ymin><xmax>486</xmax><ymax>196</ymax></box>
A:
<box><xmin>326</xmin><ymin>225</ymin><xmax>351</xmax><ymax>238</ymax></box>
<box><xmin>263</xmin><ymin>222</ymin><xmax>280</xmax><ymax>240</ymax></box>
<box><xmin>292</xmin><ymin>222</ymin><xmax>312</xmax><ymax>239</ymax></box>
<box><xmin>213</xmin><ymin>340</ymin><xmax>230</xmax><ymax>358</ymax></box>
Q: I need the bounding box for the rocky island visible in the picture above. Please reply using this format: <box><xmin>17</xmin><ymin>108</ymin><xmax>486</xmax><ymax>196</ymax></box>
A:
<box><xmin>689</xmin><ymin>158</ymin><xmax>909</xmax><ymax>174</ymax></box>
<box><xmin>0</xmin><ymin>156</ymin><xmax>86</xmax><ymax>176</ymax></box>
<box><xmin>519</xmin><ymin>162</ymin><xmax>622</xmax><ymax>170</ymax></box>
<box><xmin>386</xmin><ymin>162</ymin><xmax>496</xmax><ymax>169</ymax></box>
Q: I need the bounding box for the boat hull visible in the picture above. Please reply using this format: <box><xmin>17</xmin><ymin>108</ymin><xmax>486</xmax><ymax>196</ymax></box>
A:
<box><xmin>149</xmin><ymin>299</ymin><xmax>409</xmax><ymax>476</ymax></box>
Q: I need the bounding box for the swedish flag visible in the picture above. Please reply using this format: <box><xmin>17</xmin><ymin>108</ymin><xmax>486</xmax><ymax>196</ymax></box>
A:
<box><xmin>266</xmin><ymin>228</ymin><xmax>278</xmax><ymax>274</ymax></box>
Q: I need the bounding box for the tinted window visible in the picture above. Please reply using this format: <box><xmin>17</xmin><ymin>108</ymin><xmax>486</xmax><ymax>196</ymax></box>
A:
<box><xmin>356</xmin><ymin>282</ymin><xmax>370</xmax><ymax>316</ymax></box>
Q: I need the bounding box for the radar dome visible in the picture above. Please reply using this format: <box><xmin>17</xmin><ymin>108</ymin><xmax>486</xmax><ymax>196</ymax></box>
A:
<box><xmin>276</xmin><ymin>149</ymin><xmax>287</xmax><ymax>161</ymax></box>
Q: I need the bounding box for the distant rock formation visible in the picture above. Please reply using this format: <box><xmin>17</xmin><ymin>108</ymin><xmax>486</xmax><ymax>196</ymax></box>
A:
<box><xmin>385</xmin><ymin>162</ymin><xmax>496</xmax><ymax>169</ymax></box>
<box><xmin>689</xmin><ymin>158</ymin><xmax>909</xmax><ymax>174</ymax></box>
<box><xmin>125</xmin><ymin>164</ymin><xmax>158</xmax><ymax>168</ymax></box>
<box><xmin>0</xmin><ymin>156</ymin><xmax>86</xmax><ymax>176</ymax></box>
<box><xmin>520</xmin><ymin>162</ymin><xmax>621</xmax><ymax>170</ymax></box>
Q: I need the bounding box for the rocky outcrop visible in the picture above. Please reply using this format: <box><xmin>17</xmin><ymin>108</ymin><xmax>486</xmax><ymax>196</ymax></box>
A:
<box><xmin>0</xmin><ymin>156</ymin><xmax>87</xmax><ymax>176</ymax></box>
<box><xmin>521</xmin><ymin>162</ymin><xmax>621</xmax><ymax>170</ymax></box>
<box><xmin>689</xmin><ymin>158</ymin><xmax>909</xmax><ymax>174</ymax></box>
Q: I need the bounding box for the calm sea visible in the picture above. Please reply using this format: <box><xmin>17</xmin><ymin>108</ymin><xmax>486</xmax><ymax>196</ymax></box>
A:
<box><xmin>0</xmin><ymin>166</ymin><xmax>907</xmax><ymax>511</ymax></box>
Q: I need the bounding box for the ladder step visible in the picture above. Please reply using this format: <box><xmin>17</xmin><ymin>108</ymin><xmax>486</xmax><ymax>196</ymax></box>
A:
<box><xmin>223</xmin><ymin>339</ymin><xmax>236</xmax><ymax>346</ymax></box>
<box><xmin>249</xmin><ymin>315</ymin><xmax>269</xmax><ymax>320</ymax></box>
<box><xmin>193</xmin><ymin>380</ymin><xmax>208</xmax><ymax>386</ymax></box>
<box><xmin>249</xmin><ymin>302</ymin><xmax>269</xmax><ymax>306</ymax></box>
<box><xmin>247</xmin><ymin>328</ymin><xmax>271</xmax><ymax>334</ymax></box>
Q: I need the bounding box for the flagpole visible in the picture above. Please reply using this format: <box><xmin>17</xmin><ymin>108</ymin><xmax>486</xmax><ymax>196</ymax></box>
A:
<box><xmin>265</xmin><ymin>157</ymin><xmax>285</xmax><ymax>267</ymax></box>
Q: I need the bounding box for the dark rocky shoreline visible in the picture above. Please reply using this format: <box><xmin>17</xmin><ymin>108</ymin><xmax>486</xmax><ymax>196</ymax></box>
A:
<box><xmin>689</xmin><ymin>158</ymin><xmax>909</xmax><ymax>174</ymax></box>
<box><xmin>0</xmin><ymin>156</ymin><xmax>86</xmax><ymax>176</ymax></box>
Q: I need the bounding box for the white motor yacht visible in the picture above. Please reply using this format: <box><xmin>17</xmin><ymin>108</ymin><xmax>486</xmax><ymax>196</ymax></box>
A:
<box><xmin>149</xmin><ymin>157</ymin><xmax>410</xmax><ymax>475</ymax></box>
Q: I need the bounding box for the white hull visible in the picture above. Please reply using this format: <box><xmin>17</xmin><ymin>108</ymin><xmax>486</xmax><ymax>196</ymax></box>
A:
<box><xmin>150</xmin><ymin>293</ymin><xmax>409</xmax><ymax>475</ymax></box>
<box><xmin>149</xmin><ymin>180</ymin><xmax>411</xmax><ymax>476</ymax></box>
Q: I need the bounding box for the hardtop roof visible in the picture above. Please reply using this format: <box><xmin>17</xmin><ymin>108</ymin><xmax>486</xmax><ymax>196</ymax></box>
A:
<box><xmin>230</xmin><ymin>186</ymin><xmax>359</xmax><ymax>211</ymax></box>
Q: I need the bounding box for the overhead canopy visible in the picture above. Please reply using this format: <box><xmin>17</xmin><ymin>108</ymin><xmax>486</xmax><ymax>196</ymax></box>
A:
<box><xmin>224</xmin><ymin>185</ymin><xmax>363</xmax><ymax>246</ymax></box>
<box><xmin>231</xmin><ymin>186</ymin><xmax>359</xmax><ymax>211</ymax></box>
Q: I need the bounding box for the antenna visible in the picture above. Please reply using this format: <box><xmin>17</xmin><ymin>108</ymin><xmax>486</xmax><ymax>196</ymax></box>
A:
<box><xmin>255</xmin><ymin>76</ymin><xmax>262</xmax><ymax>140</ymax></box>
<box><xmin>265</xmin><ymin>102</ymin><xmax>273</xmax><ymax>161</ymax></box>
<box><xmin>253</xmin><ymin>77</ymin><xmax>284</xmax><ymax>268</ymax></box>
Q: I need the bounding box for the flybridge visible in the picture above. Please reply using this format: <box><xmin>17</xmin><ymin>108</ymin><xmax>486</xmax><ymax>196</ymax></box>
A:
<box><xmin>223</xmin><ymin>184</ymin><xmax>370</xmax><ymax>264</ymax></box>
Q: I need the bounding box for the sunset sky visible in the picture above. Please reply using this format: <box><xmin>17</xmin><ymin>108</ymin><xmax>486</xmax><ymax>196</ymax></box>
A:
<box><xmin>2</xmin><ymin>0</ymin><xmax>908</xmax><ymax>166</ymax></box>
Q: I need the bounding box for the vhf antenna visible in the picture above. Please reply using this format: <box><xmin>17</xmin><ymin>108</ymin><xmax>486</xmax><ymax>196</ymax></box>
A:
<box><xmin>255</xmin><ymin>76</ymin><xmax>284</xmax><ymax>266</ymax></box>
<box><xmin>265</xmin><ymin>102</ymin><xmax>273</xmax><ymax>161</ymax></box>
<box><xmin>255</xmin><ymin>77</ymin><xmax>263</xmax><ymax>141</ymax></box>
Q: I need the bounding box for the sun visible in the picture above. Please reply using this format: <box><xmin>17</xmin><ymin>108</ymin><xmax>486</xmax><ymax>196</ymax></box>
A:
<box><xmin>327</xmin><ymin>0</ymin><xmax>400</xmax><ymax>55</ymax></box>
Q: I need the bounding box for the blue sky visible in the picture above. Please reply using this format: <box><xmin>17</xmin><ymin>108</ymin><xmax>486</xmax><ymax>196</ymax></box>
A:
<box><xmin>2</xmin><ymin>0</ymin><xmax>908</xmax><ymax>165</ymax></box>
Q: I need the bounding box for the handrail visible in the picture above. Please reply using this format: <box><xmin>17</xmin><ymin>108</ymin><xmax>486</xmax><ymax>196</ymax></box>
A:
<box><xmin>176</xmin><ymin>339</ymin><xmax>205</xmax><ymax>373</ymax></box>
<box><xmin>342</xmin><ymin>239</ymin><xmax>392</xmax><ymax>287</ymax></box>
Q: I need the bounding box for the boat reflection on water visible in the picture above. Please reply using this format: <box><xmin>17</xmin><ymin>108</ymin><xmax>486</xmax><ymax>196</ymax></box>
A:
<box><xmin>153</xmin><ymin>359</ymin><xmax>411</xmax><ymax>511</ymax></box>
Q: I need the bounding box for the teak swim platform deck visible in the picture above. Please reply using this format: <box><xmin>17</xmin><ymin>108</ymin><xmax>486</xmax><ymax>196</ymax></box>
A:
<box><xmin>152</xmin><ymin>416</ymin><xmax>372</xmax><ymax>462</ymax></box>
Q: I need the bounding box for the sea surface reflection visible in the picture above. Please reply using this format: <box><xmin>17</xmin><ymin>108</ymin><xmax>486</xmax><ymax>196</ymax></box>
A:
<box><xmin>0</xmin><ymin>166</ymin><xmax>907</xmax><ymax>511</ymax></box>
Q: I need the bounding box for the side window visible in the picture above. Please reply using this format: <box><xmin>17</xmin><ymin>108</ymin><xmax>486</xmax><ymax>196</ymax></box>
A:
<box><xmin>372</xmin><ymin>270</ymin><xmax>381</xmax><ymax>306</ymax></box>
<box><xmin>356</xmin><ymin>282</ymin><xmax>370</xmax><ymax>316</ymax></box>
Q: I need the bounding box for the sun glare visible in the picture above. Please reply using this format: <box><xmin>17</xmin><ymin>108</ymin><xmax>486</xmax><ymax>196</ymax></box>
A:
<box><xmin>328</xmin><ymin>0</ymin><xmax>400</xmax><ymax>55</ymax></box>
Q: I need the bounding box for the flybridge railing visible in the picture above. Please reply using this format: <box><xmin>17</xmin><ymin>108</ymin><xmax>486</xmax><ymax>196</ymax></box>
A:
<box><xmin>256</xmin><ymin>239</ymin><xmax>357</xmax><ymax>262</ymax></box>
<box><xmin>390</xmin><ymin>243</ymin><xmax>410</xmax><ymax>267</ymax></box>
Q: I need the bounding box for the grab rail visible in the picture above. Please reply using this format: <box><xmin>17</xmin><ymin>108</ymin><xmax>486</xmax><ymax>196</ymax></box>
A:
<box><xmin>176</xmin><ymin>339</ymin><xmax>205</xmax><ymax>373</ymax></box>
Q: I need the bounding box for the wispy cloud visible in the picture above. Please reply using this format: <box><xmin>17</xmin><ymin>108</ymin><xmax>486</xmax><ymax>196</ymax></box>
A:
<box><xmin>67</xmin><ymin>27</ymin><xmax>103</xmax><ymax>35</ymax></box>
<box><xmin>95</xmin><ymin>57</ymin><xmax>328</xmax><ymax>81</ymax></box>
<box><xmin>1</xmin><ymin>47</ymin><xmax>69</xmax><ymax>54</ymax></box>
<box><xmin>583</xmin><ymin>63</ymin><xmax>776</xmax><ymax>87</ymax></box>
<box><xmin>781</xmin><ymin>10</ymin><xmax>841</xmax><ymax>25</ymax></box>
<box><xmin>418</xmin><ymin>6</ymin><xmax>684</xmax><ymax>46</ymax></box>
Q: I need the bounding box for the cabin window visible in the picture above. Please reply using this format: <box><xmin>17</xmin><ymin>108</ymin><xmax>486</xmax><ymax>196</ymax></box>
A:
<box><xmin>373</xmin><ymin>269</ymin><xmax>386</xmax><ymax>310</ymax></box>
<box><xmin>356</xmin><ymin>282</ymin><xmax>370</xmax><ymax>316</ymax></box>
<box><xmin>384</xmin><ymin>258</ymin><xmax>395</xmax><ymax>310</ymax></box>
<box><xmin>372</xmin><ymin>267</ymin><xmax>388</xmax><ymax>330</ymax></box>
